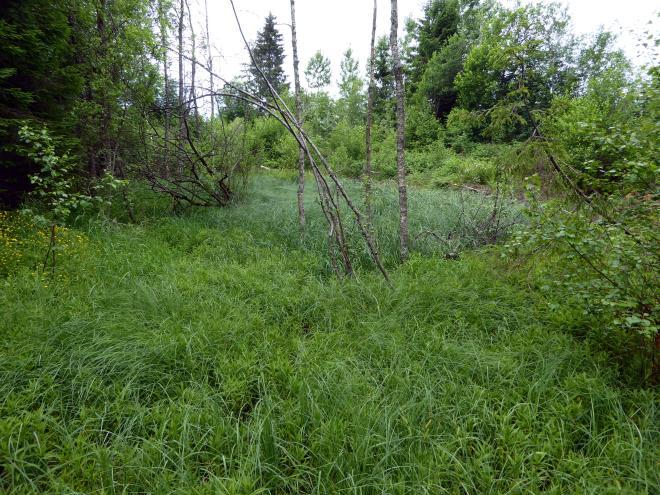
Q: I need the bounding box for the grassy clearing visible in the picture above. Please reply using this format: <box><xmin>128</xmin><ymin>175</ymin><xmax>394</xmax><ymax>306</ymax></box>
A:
<box><xmin>0</xmin><ymin>175</ymin><xmax>657</xmax><ymax>493</ymax></box>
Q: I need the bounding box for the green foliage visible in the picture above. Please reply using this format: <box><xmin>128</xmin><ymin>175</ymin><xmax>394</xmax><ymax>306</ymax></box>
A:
<box><xmin>406</xmin><ymin>141</ymin><xmax>497</xmax><ymax>187</ymax></box>
<box><xmin>372</xmin><ymin>36</ymin><xmax>395</xmax><ymax>122</ymax></box>
<box><xmin>337</xmin><ymin>49</ymin><xmax>365</xmax><ymax>126</ymax></box>
<box><xmin>0</xmin><ymin>175</ymin><xmax>656</xmax><ymax>492</ymax></box>
<box><xmin>543</xmin><ymin>67</ymin><xmax>657</xmax><ymax>193</ymax></box>
<box><xmin>304</xmin><ymin>51</ymin><xmax>331</xmax><ymax>90</ymax></box>
<box><xmin>18</xmin><ymin>125</ymin><xmax>123</xmax><ymax>225</ymax></box>
<box><xmin>326</xmin><ymin>121</ymin><xmax>365</xmax><ymax>177</ymax></box>
<box><xmin>444</xmin><ymin>107</ymin><xmax>481</xmax><ymax>152</ymax></box>
<box><xmin>409</xmin><ymin>0</ymin><xmax>460</xmax><ymax>84</ymax></box>
<box><xmin>247</xmin><ymin>118</ymin><xmax>299</xmax><ymax>170</ymax></box>
<box><xmin>506</xmin><ymin>192</ymin><xmax>658</xmax><ymax>381</ymax></box>
<box><xmin>248</xmin><ymin>13</ymin><xmax>288</xmax><ymax>99</ymax></box>
<box><xmin>417</xmin><ymin>33</ymin><xmax>467</xmax><ymax>119</ymax></box>
<box><xmin>405</xmin><ymin>98</ymin><xmax>443</xmax><ymax>147</ymax></box>
<box><xmin>302</xmin><ymin>90</ymin><xmax>337</xmax><ymax>137</ymax></box>
<box><xmin>0</xmin><ymin>0</ymin><xmax>83</xmax><ymax>207</ymax></box>
<box><xmin>456</xmin><ymin>2</ymin><xmax>578</xmax><ymax>139</ymax></box>
<box><xmin>0</xmin><ymin>211</ymin><xmax>90</xmax><ymax>277</ymax></box>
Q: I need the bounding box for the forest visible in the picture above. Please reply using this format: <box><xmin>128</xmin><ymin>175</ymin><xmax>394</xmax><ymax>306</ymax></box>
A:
<box><xmin>0</xmin><ymin>0</ymin><xmax>658</xmax><ymax>492</ymax></box>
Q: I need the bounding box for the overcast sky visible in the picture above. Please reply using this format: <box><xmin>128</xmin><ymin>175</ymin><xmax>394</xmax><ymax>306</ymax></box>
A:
<box><xmin>200</xmin><ymin>0</ymin><xmax>658</xmax><ymax>92</ymax></box>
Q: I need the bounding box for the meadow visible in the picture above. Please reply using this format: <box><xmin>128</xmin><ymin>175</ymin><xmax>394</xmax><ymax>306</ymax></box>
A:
<box><xmin>0</xmin><ymin>175</ymin><xmax>657</xmax><ymax>493</ymax></box>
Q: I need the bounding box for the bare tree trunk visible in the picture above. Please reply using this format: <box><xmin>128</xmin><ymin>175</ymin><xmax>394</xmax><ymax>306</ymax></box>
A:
<box><xmin>390</xmin><ymin>0</ymin><xmax>409</xmax><ymax>260</ymax></box>
<box><xmin>159</xmin><ymin>0</ymin><xmax>170</xmax><ymax>175</ymax></box>
<box><xmin>364</xmin><ymin>0</ymin><xmax>377</xmax><ymax>228</ymax></box>
<box><xmin>96</xmin><ymin>0</ymin><xmax>112</xmax><ymax>177</ymax></box>
<box><xmin>185</xmin><ymin>0</ymin><xmax>199</xmax><ymax>129</ymax></box>
<box><xmin>177</xmin><ymin>0</ymin><xmax>185</xmax><ymax>174</ymax></box>
<box><xmin>290</xmin><ymin>0</ymin><xmax>306</xmax><ymax>229</ymax></box>
<box><xmin>204</xmin><ymin>0</ymin><xmax>214</xmax><ymax>119</ymax></box>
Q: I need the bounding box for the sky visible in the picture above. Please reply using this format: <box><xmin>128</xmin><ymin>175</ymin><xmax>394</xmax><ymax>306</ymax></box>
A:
<box><xmin>198</xmin><ymin>0</ymin><xmax>658</xmax><ymax>93</ymax></box>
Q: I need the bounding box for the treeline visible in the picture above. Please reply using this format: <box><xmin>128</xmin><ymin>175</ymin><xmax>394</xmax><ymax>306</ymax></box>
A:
<box><xmin>1</xmin><ymin>0</ymin><xmax>656</xmax><ymax>202</ymax></box>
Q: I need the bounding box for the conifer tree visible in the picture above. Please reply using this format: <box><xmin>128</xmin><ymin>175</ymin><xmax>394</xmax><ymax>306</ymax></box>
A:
<box><xmin>338</xmin><ymin>49</ymin><xmax>365</xmax><ymax>125</ymax></box>
<box><xmin>372</xmin><ymin>36</ymin><xmax>394</xmax><ymax>120</ymax></box>
<box><xmin>248</xmin><ymin>13</ymin><xmax>288</xmax><ymax>99</ymax></box>
<box><xmin>305</xmin><ymin>51</ymin><xmax>331</xmax><ymax>91</ymax></box>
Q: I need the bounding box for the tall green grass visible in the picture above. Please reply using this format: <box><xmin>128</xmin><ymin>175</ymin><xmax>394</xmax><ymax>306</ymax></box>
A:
<box><xmin>0</xmin><ymin>175</ymin><xmax>657</xmax><ymax>493</ymax></box>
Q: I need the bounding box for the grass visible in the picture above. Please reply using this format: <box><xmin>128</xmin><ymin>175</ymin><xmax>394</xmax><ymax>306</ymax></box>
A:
<box><xmin>0</xmin><ymin>174</ymin><xmax>657</xmax><ymax>493</ymax></box>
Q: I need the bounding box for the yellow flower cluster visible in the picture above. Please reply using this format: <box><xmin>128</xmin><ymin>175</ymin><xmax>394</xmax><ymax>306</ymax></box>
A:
<box><xmin>0</xmin><ymin>211</ymin><xmax>89</xmax><ymax>281</ymax></box>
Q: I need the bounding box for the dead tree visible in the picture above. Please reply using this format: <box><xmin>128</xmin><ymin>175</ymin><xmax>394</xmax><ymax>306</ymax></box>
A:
<box><xmin>364</xmin><ymin>0</ymin><xmax>377</xmax><ymax>228</ymax></box>
<box><xmin>158</xmin><ymin>0</ymin><xmax>170</xmax><ymax>174</ymax></box>
<box><xmin>390</xmin><ymin>0</ymin><xmax>409</xmax><ymax>260</ymax></box>
<box><xmin>224</xmin><ymin>0</ymin><xmax>389</xmax><ymax>281</ymax></box>
<box><xmin>185</xmin><ymin>0</ymin><xmax>199</xmax><ymax>128</ymax></box>
<box><xmin>141</xmin><ymin>109</ymin><xmax>250</xmax><ymax>208</ymax></box>
<box><xmin>204</xmin><ymin>0</ymin><xmax>215</xmax><ymax>119</ymax></box>
<box><xmin>177</xmin><ymin>0</ymin><xmax>185</xmax><ymax>174</ymax></box>
<box><xmin>290</xmin><ymin>0</ymin><xmax>306</xmax><ymax>230</ymax></box>
<box><xmin>157</xmin><ymin>2</ymin><xmax>389</xmax><ymax>281</ymax></box>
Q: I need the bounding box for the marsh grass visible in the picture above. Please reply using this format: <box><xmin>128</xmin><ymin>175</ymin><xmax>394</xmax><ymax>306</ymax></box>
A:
<box><xmin>0</xmin><ymin>175</ymin><xmax>657</xmax><ymax>493</ymax></box>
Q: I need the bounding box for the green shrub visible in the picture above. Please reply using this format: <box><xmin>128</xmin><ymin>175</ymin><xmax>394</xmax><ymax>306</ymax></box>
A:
<box><xmin>372</xmin><ymin>125</ymin><xmax>397</xmax><ymax>178</ymax></box>
<box><xmin>247</xmin><ymin>117</ymin><xmax>299</xmax><ymax>169</ymax></box>
<box><xmin>542</xmin><ymin>68</ymin><xmax>658</xmax><ymax>194</ymax></box>
<box><xmin>405</xmin><ymin>99</ymin><xmax>442</xmax><ymax>147</ymax></box>
<box><xmin>445</xmin><ymin>107</ymin><xmax>482</xmax><ymax>153</ymax></box>
<box><xmin>326</xmin><ymin>121</ymin><xmax>365</xmax><ymax>177</ymax></box>
<box><xmin>406</xmin><ymin>141</ymin><xmax>452</xmax><ymax>174</ymax></box>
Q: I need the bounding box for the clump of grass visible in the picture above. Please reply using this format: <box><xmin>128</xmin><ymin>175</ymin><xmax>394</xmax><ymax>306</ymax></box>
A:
<box><xmin>0</xmin><ymin>176</ymin><xmax>657</xmax><ymax>493</ymax></box>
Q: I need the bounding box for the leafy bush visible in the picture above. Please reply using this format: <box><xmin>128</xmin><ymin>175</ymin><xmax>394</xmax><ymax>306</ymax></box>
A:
<box><xmin>247</xmin><ymin>117</ymin><xmax>299</xmax><ymax>169</ymax></box>
<box><xmin>445</xmin><ymin>107</ymin><xmax>481</xmax><ymax>152</ymax></box>
<box><xmin>543</xmin><ymin>68</ymin><xmax>658</xmax><ymax>194</ymax></box>
<box><xmin>505</xmin><ymin>185</ymin><xmax>658</xmax><ymax>383</ymax></box>
<box><xmin>326</xmin><ymin>121</ymin><xmax>365</xmax><ymax>177</ymax></box>
<box><xmin>18</xmin><ymin>125</ymin><xmax>122</xmax><ymax>224</ymax></box>
<box><xmin>406</xmin><ymin>141</ymin><xmax>452</xmax><ymax>174</ymax></box>
<box><xmin>372</xmin><ymin>125</ymin><xmax>397</xmax><ymax>178</ymax></box>
<box><xmin>405</xmin><ymin>99</ymin><xmax>442</xmax><ymax>147</ymax></box>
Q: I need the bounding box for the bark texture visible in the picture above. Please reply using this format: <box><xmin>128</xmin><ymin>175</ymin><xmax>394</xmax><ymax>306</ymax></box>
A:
<box><xmin>364</xmin><ymin>0</ymin><xmax>377</xmax><ymax>227</ymax></box>
<box><xmin>177</xmin><ymin>0</ymin><xmax>185</xmax><ymax>173</ymax></box>
<box><xmin>290</xmin><ymin>0</ymin><xmax>306</xmax><ymax>229</ymax></box>
<box><xmin>390</xmin><ymin>0</ymin><xmax>409</xmax><ymax>260</ymax></box>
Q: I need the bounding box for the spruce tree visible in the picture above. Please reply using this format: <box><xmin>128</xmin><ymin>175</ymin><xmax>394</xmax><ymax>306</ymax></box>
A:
<box><xmin>0</xmin><ymin>0</ymin><xmax>81</xmax><ymax>207</ymax></box>
<box><xmin>372</xmin><ymin>36</ymin><xmax>394</xmax><ymax>120</ymax></box>
<box><xmin>248</xmin><ymin>13</ymin><xmax>288</xmax><ymax>99</ymax></box>
<box><xmin>338</xmin><ymin>49</ymin><xmax>365</xmax><ymax>125</ymax></box>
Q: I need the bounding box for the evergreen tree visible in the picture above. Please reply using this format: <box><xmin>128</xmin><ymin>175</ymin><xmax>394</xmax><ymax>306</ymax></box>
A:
<box><xmin>409</xmin><ymin>0</ymin><xmax>492</xmax><ymax>120</ymax></box>
<box><xmin>0</xmin><ymin>0</ymin><xmax>81</xmax><ymax>207</ymax></box>
<box><xmin>413</xmin><ymin>0</ymin><xmax>460</xmax><ymax>78</ymax></box>
<box><xmin>372</xmin><ymin>36</ymin><xmax>394</xmax><ymax>120</ymax></box>
<box><xmin>456</xmin><ymin>2</ymin><xmax>578</xmax><ymax>131</ymax></box>
<box><xmin>305</xmin><ymin>51</ymin><xmax>331</xmax><ymax>91</ymax></box>
<box><xmin>248</xmin><ymin>13</ymin><xmax>288</xmax><ymax>99</ymax></box>
<box><xmin>338</xmin><ymin>49</ymin><xmax>365</xmax><ymax>125</ymax></box>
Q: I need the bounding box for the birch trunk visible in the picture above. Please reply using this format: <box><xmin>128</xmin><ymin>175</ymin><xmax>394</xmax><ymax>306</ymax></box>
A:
<box><xmin>390</xmin><ymin>0</ymin><xmax>409</xmax><ymax>260</ymax></box>
<box><xmin>159</xmin><ymin>0</ymin><xmax>170</xmax><ymax>174</ymax></box>
<box><xmin>204</xmin><ymin>0</ymin><xmax>214</xmax><ymax>119</ymax></box>
<box><xmin>177</xmin><ymin>0</ymin><xmax>185</xmax><ymax>174</ymax></box>
<box><xmin>289</xmin><ymin>0</ymin><xmax>305</xmax><ymax>228</ymax></box>
<box><xmin>185</xmin><ymin>0</ymin><xmax>199</xmax><ymax>129</ymax></box>
<box><xmin>364</xmin><ymin>0</ymin><xmax>377</xmax><ymax>227</ymax></box>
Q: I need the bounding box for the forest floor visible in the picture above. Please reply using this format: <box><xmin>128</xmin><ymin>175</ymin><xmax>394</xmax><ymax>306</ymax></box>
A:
<box><xmin>0</xmin><ymin>174</ymin><xmax>657</xmax><ymax>493</ymax></box>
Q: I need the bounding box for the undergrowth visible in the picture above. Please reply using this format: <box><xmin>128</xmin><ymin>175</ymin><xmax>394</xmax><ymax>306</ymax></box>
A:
<box><xmin>0</xmin><ymin>176</ymin><xmax>657</xmax><ymax>493</ymax></box>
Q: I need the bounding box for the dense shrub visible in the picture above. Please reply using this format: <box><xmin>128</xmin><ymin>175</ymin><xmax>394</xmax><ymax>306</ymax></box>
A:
<box><xmin>247</xmin><ymin>117</ymin><xmax>299</xmax><ymax>169</ymax></box>
<box><xmin>542</xmin><ymin>68</ymin><xmax>657</xmax><ymax>194</ymax></box>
